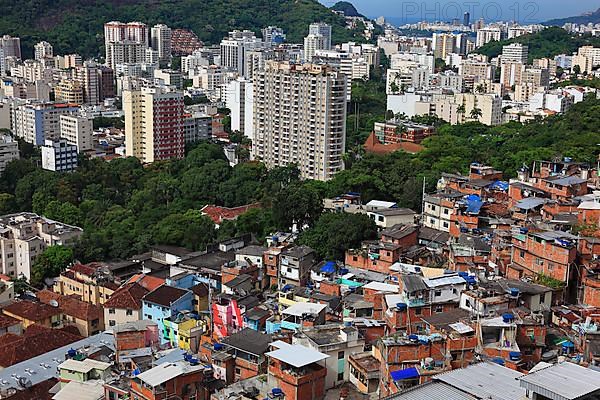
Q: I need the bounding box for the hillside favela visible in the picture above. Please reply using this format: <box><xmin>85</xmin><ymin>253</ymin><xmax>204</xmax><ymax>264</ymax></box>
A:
<box><xmin>2</xmin><ymin>0</ymin><xmax>600</xmax><ymax>399</ymax></box>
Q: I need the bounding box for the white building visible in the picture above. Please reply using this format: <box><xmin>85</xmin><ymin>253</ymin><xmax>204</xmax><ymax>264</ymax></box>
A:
<box><xmin>476</xmin><ymin>27</ymin><xmax>503</xmax><ymax>47</ymax></box>
<box><xmin>308</xmin><ymin>23</ymin><xmax>332</xmax><ymax>50</ymax></box>
<box><xmin>252</xmin><ymin>62</ymin><xmax>346</xmax><ymax>181</ymax></box>
<box><xmin>304</xmin><ymin>34</ymin><xmax>327</xmax><ymax>62</ymax></box>
<box><xmin>34</xmin><ymin>41</ymin><xmax>53</xmax><ymax>61</ymax></box>
<box><xmin>59</xmin><ymin>114</ymin><xmax>93</xmax><ymax>151</ymax></box>
<box><xmin>220</xmin><ymin>30</ymin><xmax>263</xmax><ymax>78</ymax></box>
<box><xmin>0</xmin><ymin>212</ymin><xmax>82</xmax><ymax>280</ymax></box>
<box><xmin>502</xmin><ymin>43</ymin><xmax>528</xmax><ymax>64</ymax></box>
<box><xmin>0</xmin><ymin>135</ymin><xmax>19</xmax><ymax>173</ymax></box>
<box><xmin>106</xmin><ymin>41</ymin><xmax>146</xmax><ymax>70</ymax></box>
<box><xmin>11</xmin><ymin>102</ymin><xmax>80</xmax><ymax>145</ymax></box>
<box><xmin>41</xmin><ymin>138</ymin><xmax>78</xmax><ymax>172</ymax></box>
<box><xmin>225</xmin><ymin>78</ymin><xmax>254</xmax><ymax>141</ymax></box>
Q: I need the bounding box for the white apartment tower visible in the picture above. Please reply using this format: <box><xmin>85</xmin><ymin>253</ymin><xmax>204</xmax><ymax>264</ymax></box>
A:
<box><xmin>303</xmin><ymin>34</ymin><xmax>327</xmax><ymax>62</ymax></box>
<box><xmin>59</xmin><ymin>114</ymin><xmax>93</xmax><ymax>151</ymax></box>
<box><xmin>252</xmin><ymin>62</ymin><xmax>347</xmax><ymax>181</ymax></box>
<box><xmin>220</xmin><ymin>30</ymin><xmax>263</xmax><ymax>78</ymax></box>
<box><xmin>502</xmin><ymin>43</ymin><xmax>529</xmax><ymax>64</ymax></box>
<box><xmin>476</xmin><ymin>27</ymin><xmax>503</xmax><ymax>48</ymax></box>
<box><xmin>308</xmin><ymin>23</ymin><xmax>332</xmax><ymax>50</ymax></box>
<box><xmin>105</xmin><ymin>41</ymin><xmax>146</xmax><ymax>70</ymax></box>
<box><xmin>0</xmin><ymin>135</ymin><xmax>19</xmax><ymax>173</ymax></box>
<box><xmin>104</xmin><ymin>21</ymin><xmax>149</xmax><ymax>48</ymax></box>
<box><xmin>34</xmin><ymin>41</ymin><xmax>53</xmax><ymax>61</ymax></box>
<box><xmin>123</xmin><ymin>86</ymin><xmax>185</xmax><ymax>163</ymax></box>
<box><xmin>151</xmin><ymin>24</ymin><xmax>172</xmax><ymax>62</ymax></box>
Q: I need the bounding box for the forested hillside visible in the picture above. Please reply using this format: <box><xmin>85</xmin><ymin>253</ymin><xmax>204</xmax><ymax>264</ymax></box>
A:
<box><xmin>0</xmin><ymin>0</ymin><xmax>365</xmax><ymax>58</ymax></box>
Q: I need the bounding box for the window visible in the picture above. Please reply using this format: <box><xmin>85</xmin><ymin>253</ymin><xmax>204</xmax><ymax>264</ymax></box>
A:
<box><xmin>378</xmin><ymin>216</ymin><xmax>384</xmax><ymax>222</ymax></box>
<box><xmin>126</xmin><ymin>309</ymin><xmax>133</xmax><ymax>316</ymax></box>
<box><xmin>287</xmin><ymin>267</ymin><xmax>292</xmax><ymax>273</ymax></box>
<box><xmin>414</xmin><ymin>307</ymin><xmax>422</xmax><ymax>316</ymax></box>
<box><xmin>547</xmin><ymin>262</ymin><xmax>554</xmax><ymax>271</ymax></box>
<box><xmin>465</xmin><ymin>299</ymin><xmax>471</xmax><ymax>308</ymax></box>
<box><xmin>535</xmin><ymin>258</ymin><xmax>544</xmax><ymax>266</ymax></box>
<box><xmin>337</xmin><ymin>372</ymin><xmax>344</xmax><ymax>381</ymax></box>
<box><xmin>109</xmin><ymin>320</ymin><xmax>116</xmax><ymax>327</ymax></box>
<box><xmin>338</xmin><ymin>351</ymin><xmax>344</xmax><ymax>360</ymax></box>
<box><xmin>235</xmin><ymin>367</ymin><xmax>241</xmax><ymax>376</ymax></box>
<box><xmin>443</xmin><ymin>208</ymin><xmax>449</xmax><ymax>215</ymax></box>
<box><xmin>434</xmin><ymin>290</ymin><xmax>442</xmax><ymax>297</ymax></box>
<box><xmin>109</xmin><ymin>308</ymin><xmax>115</xmax><ymax>314</ymax></box>
<box><xmin>452</xmin><ymin>288</ymin><xmax>458</xmax><ymax>294</ymax></box>
<box><xmin>353</xmin><ymin>256</ymin><xmax>358</xmax><ymax>262</ymax></box>
<box><xmin>443</xmin><ymin>222</ymin><xmax>449</xmax><ymax>228</ymax></box>
<box><xmin>520</xmin><ymin>250</ymin><xmax>525</xmax><ymax>258</ymax></box>
<box><xmin>434</xmin><ymin>305</ymin><xmax>443</xmax><ymax>313</ymax></box>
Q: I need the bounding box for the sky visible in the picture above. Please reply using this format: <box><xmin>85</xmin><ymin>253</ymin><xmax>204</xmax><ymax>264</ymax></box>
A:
<box><xmin>319</xmin><ymin>0</ymin><xmax>600</xmax><ymax>23</ymax></box>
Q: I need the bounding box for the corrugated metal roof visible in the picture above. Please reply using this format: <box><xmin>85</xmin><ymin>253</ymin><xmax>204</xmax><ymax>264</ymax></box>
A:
<box><xmin>518</xmin><ymin>362</ymin><xmax>600</xmax><ymax>400</ymax></box>
<box><xmin>363</xmin><ymin>281</ymin><xmax>399</xmax><ymax>293</ymax></box>
<box><xmin>265</xmin><ymin>344</ymin><xmax>329</xmax><ymax>367</ymax></box>
<box><xmin>137</xmin><ymin>361</ymin><xmax>204</xmax><ymax>387</ymax></box>
<box><xmin>281</xmin><ymin>302</ymin><xmax>326</xmax><ymax>316</ymax></box>
<box><xmin>386</xmin><ymin>381</ymin><xmax>476</xmax><ymax>399</ymax></box>
<box><xmin>515</xmin><ymin>197</ymin><xmax>546</xmax><ymax>210</ymax></box>
<box><xmin>401</xmin><ymin>275</ymin><xmax>427</xmax><ymax>292</ymax></box>
<box><xmin>53</xmin><ymin>380</ymin><xmax>104</xmax><ymax>400</ymax></box>
<box><xmin>436</xmin><ymin>362</ymin><xmax>525</xmax><ymax>400</ymax></box>
<box><xmin>423</xmin><ymin>275</ymin><xmax>466</xmax><ymax>288</ymax></box>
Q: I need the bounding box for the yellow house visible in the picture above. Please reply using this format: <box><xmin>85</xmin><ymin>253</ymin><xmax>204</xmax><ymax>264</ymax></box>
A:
<box><xmin>53</xmin><ymin>263</ymin><xmax>118</xmax><ymax>306</ymax></box>
<box><xmin>37</xmin><ymin>290</ymin><xmax>104</xmax><ymax>337</ymax></box>
<box><xmin>164</xmin><ymin>312</ymin><xmax>207</xmax><ymax>352</ymax></box>
<box><xmin>278</xmin><ymin>285</ymin><xmax>310</xmax><ymax>307</ymax></box>
<box><xmin>1</xmin><ymin>300</ymin><xmax>62</xmax><ymax>329</ymax></box>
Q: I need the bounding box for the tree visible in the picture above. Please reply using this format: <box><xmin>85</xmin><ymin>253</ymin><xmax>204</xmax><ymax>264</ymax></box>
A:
<box><xmin>154</xmin><ymin>211</ymin><xmax>217</xmax><ymax>251</ymax></box>
<box><xmin>30</xmin><ymin>246</ymin><xmax>74</xmax><ymax>286</ymax></box>
<box><xmin>573</xmin><ymin>64</ymin><xmax>582</xmax><ymax>75</ymax></box>
<box><xmin>272</xmin><ymin>183</ymin><xmax>323</xmax><ymax>231</ymax></box>
<box><xmin>470</xmin><ymin>107</ymin><xmax>483</xmax><ymax>120</ymax></box>
<box><xmin>299</xmin><ymin>213</ymin><xmax>377</xmax><ymax>260</ymax></box>
<box><xmin>475</xmin><ymin>84</ymin><xmax>486</xmax><ymax>94</ymax></box>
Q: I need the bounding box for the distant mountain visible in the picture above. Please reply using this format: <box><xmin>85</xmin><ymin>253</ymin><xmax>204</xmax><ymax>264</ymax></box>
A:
<box><xmin>0</xmin><ymin>0</ymin><xmax>365</xmax><ymax>58</ymax></box>
<box><xmin>545</xmin><ymin>8</ymin><xmax>600</xmax><ymax>26</ymax></box>
<box><xmin>330</xmin><ymin>1</ymin><xmax>364</xmax><ymax>18</ymax></box>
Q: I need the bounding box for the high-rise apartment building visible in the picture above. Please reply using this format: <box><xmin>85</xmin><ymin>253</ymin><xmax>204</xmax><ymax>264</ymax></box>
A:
<box><xmin>303</xmin><ymin>34</ymin><xmax>327</xmax><ymax>62</ymax></box>
<box><xmin>0</xmin><ymin>135</ymin><xmax>19</xmax><ymax>173</ymax></box>
<box><xmin>123</xmin><ymin>86</ymin><xmax>185</xmax><ymax>163</ymax></box>
<box><xmin>11</xmin><ymin>102</ymin><xmax>79</xmax><ymax>145</ymax></box>
<box><xmin>220</xmin><ymin>30</ymin><xmax>263</xmax><ymax>77</ymax></box>
<box><xmin>475</xmin><ymin>27</ymin><xmax>503</xmax><ymax>47</ymax></box>
<box><xmin>252</xmin><ymin>62</ymin><xmax>347</xmax><ymax>181</ymax></box>
<box><xmin>34</xmin><ymin>41</ymin><xmax>53</xmax><ymax>61</ymax></box>
<box><xmin>261</xmin><ymin>26</ymin><xmax>286</xmax><ymax>45</ymax></box>
<box><xmin>54</xmin><ymin>79</ymin><xmax>84</xmax><ymax>104</ymax></box>
<box><xmin>226</xmin><ymin>78</ymin><xmax>254</xmax><ymax>141</ymax></box>
<box><xmin>308</xmin><ymin>23</ymin><xmax>332</xmax><ymax>50</ymax></box>
<box><xmin>0</xmin><ymin>212</ymin><xmax>82</xmax><ymax>279</ymax></box>
<box><xmin>502</xmin><ymin>43</ymin><xmax>529</xmax><ymax>64</ymax></box>
<box><xmin>0</xmin><ymin>35</ymin><xmax>21</xmax><ymax>59</ymax></box>
<box><xmin>105</xmin><ymin>41</ymin><xmax>146</xmax><ymax>70</ymax></box>
<box><xmin>433</xmin><ymin>33</ymin><xmax>456</xmax><ymax>59</ymax></box>
<box><xmin>104</xmin><ymin>21</ymin><xmax>148</xmax><ymax>48</ymax></box>
<box><xmin>463</xmin><ymin>12</ymin><xmax>470</xmax><ymax>26</ymax></box>
<box><xmin>151</xmin><ymin>24</ymin><xmax>172</xmax><ymax>62</ymax></box>
<box><xmin>59</xmin><ymin>114</ymin><xmax>93</xmax><ymax>151</ymax></box>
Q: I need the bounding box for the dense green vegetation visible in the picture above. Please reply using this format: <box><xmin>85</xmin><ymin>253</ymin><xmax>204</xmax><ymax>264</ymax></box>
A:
<box><xmin>0</xmin><ymin>0</ymin><xmax>366</xmax><ymax>58</ymax></box>
<box><xmin>330</xmin><ymin>1</ymin><xmax>364</xmax><ymax>18</ymax></box>
<box><xmin>31</xmin><ymin>246</ymin><xmax>74</xmax><ymax>286</ymax></box>
<box><xmin>476</xmin><ymin>27</ymin><xmax>600</xmax><ymax>62</ymax></box>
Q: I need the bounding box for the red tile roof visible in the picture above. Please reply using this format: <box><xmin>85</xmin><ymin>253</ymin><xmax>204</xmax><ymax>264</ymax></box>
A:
<box><xmin>0</xmin><ymin>313</ymin><xmax>20</xmax><ymax>329</ymax></box>
<box><xmin>200</xmin><ymin>203</ymin><xmax>261</xmax><ymax>224</ymax></box>
<box><xmin>103</xmin><ymin>282</ymin><xmax>149</xmax><ymax>310</ymax></box>
<box><xmin>69</xmin><ymin>263</ymin><xmax>101</xmax><ymax>277</ymax></box>
<box><xmin>2</xmin><ymin>300</ymin><xmax>61</xmax><ymax>322</ymax></box>
<box><xmin>0</xmin><ymin>324</ymin><xmax>82</xmax><ymax>367</ymax></box>
<box><xmin>364</xmin><ymin>132</ymin><xmax>424</xmax><ymax>155</ymax></box>
<box><xmin>7</xmin><ymin>378</ymin><xmax>58</xmax><ymax>400</ymax></box>
<box><xmin>36</xmin><ymin>290</ymin><xmax>101</xmax><ymax>321</ymax></box>
<box><xmin>127</xmin><ymin>274</ymin><xmax>165</xmax><ymax>292</ymax></box>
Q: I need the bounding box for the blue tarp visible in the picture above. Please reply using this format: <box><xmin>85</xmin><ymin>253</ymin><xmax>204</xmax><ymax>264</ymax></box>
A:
<box><xmin>320</xmin><ymin>261</ymin><xmax>336</xmax><ymax>274</ymax></box>
<box><xmin>390</xmin><ymin>367</ymin><xmax>419</xmax><ymax>381</ymax></box>
<box><xmin>465</xmin><ymin>194</ymin><xmax>483</xmax><ymax>214</ymax></box>
<box><xmin>489</xmin><ymin>180</ymin><xmax>509</xmax><ymax>191</ymax></box>
<box><xmin>281</xmin><ymin>284</ymin><xmax>293</xmax><ymax>292</ymax></box>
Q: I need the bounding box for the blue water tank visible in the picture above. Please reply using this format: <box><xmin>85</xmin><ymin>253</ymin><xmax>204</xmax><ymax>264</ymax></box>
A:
<box><xmin>509</xmin><ymin>351</ymin><xmax>521</xmax><ymax>361</ymax></box>
<box><xmin>408</xmin><ymin>334</ymin><xmax>418</xmax><ymax>342</ymax></box>
<box><xmin>414</xmin><ymin>266</ymin><xmax>421</xmax><ymax>272</ymax></box>
<box><xmin>213</xmin><ymin>343</ymin><xmax>223</xmax><ymax>351</ymax></box>
<box><xmin>272</xmin><ymin>388</ymin><xmax>283</xmax><ymax>395</ymax></box>
<box><xmin>502</xmin><ymin>313</ymin><xmax>514</xmax><ymax>323</ymax></box>
<box><xmin>509</xmin><ymin>288</ymin><xmax>520</xmax><ymax>297</ymax></box>
<box><xmin>344</xmin><ymin>321</ymin><xmax>352</xmax><ymax>327</ymax></box>
<box><xmin>396</xmin><ymin>303</ymin><xmax>407</xmax><ymax>311</ymax></box>
<box><xmin>492</xmin><ymin>357</ymin><xmax>505</xmax><ymax>366</ymax></box>
<box><xmin>519</xmin><ymin>227</ymin><xmax>529</xmax><ymax>234</ymax></box>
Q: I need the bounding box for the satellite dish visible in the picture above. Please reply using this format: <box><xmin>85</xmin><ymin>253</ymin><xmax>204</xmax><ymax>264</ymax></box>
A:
<box><xmin>49</xmin><ymin>300</ymin><xmax>59</xmax><ymax>307</ymax></box>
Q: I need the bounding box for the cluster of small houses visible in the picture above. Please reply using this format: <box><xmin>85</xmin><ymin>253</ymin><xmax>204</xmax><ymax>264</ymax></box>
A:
<box><xmin>0</xmin><ymin>157</ymin><xmax>599</xmax><ymax>399</ymax></box>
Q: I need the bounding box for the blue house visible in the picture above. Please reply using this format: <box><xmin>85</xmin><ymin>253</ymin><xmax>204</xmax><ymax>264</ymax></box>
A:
<box><xmin>141</xmin><ymin>284</ymin><xmax>194</xmax><ymax>344</ymax></box>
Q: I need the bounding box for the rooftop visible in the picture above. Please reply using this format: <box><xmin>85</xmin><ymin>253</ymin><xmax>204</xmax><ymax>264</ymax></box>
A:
<box><xmin>436</xmin><ymin>362</ymin><xmax>525</xmax><ymax>400</ymax></box>
<box><xmin>53</xmin><ymin>380</ymin><xmax>104</xmax><ymax>400</ymax></box>
<box><xmin>381</xmin><ymin>224</ymin><xmax>418</xmax><ymax>240</ymax></box>
<box><xmin>221</xmin><ymin>328</ymin><xmax>272</xmax><ymax>356</ymax></box>
<box><xmin>266</xmin><ymin>342</ymin><xmax>329</xmax><ymax>368</ymax></box>
<box><xmin>142</xmin><ymin>285</ymin><xmax>190</xmax><ymax>307</ymax></box>
<box><xmin>103</xmin><ymin>282</ymin><xmax>149</xmax><ymax>310</ymax></box>
<box><xmin>363</xmin><ymin>281</ymin><xmax>399</xmax><ymax>293</ymax></box>
<box><xmin>136</xmin><ymin>361</ymin><xmax>205</xmax><ymax>387</ymax></box>
<box><xmin>2</xmin><ymin>300</ymin><xmax>62</xmax><ymax>321</ymax></box>
<box><xmin>281</xmin><ymin>302</ymin><xmax>327</xmax><ymax>317</ymax></box>
<box><xmin>37</xmin><ymin>290</ymin><xmax>101</xmax><ymax>321</ymax></box>
<box><xmin>58</xmin><ymin>358</ymin><xmax>111</xmax><ymax>374</ymax></box>
<box><xmin>518</xmin><ymin>362</ymin><xmax>600</xmax><ymax>400</ymax></box>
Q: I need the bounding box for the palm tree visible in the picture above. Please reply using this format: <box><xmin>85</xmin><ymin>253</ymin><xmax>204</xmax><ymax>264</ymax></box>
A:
<box><xmin>475</xmin><ymin>84</ymin><xmax>486</xmax><ymax>94</ymax></box>
<box><xmin>470</xmin><ymin>107</ymin><xmax>483</xmax><ymax>120</ymax></box>
<box><xmin>457</xmin><ymin>104</ymin><xmax>466</xmax><ymax>122</ymax></box>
